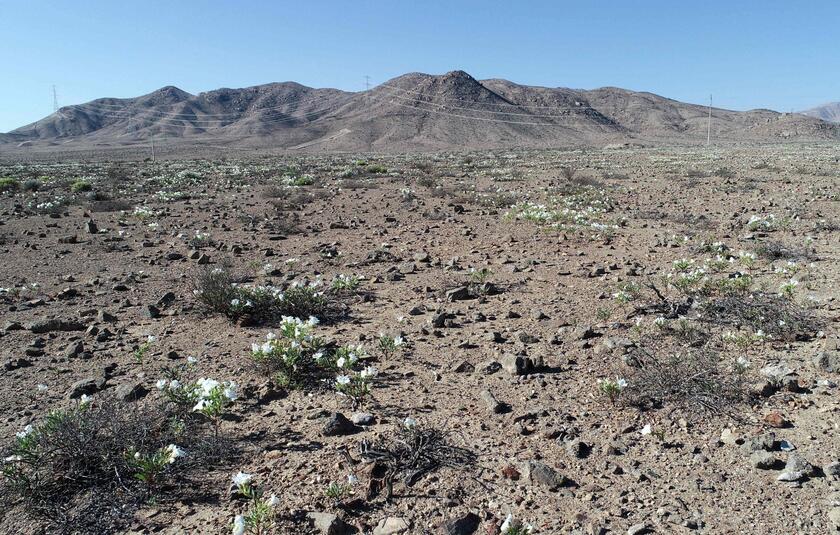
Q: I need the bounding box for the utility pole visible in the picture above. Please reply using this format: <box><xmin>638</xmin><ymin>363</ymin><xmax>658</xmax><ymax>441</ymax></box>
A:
<box><xmin>706</xmin><ymin>94</ymin><xmax>712</xmax><ymax>146</ymax></box>
<box><xmin>365</xmin><ymin>75</ymin><xmax>371</xmax><ymax>107</ymax></box>
<box><xmin>52</xmin><ymin>85</ymin><xmax>59</xmax><ymax>113</ymax></box>
<box><xmin>151</xmin><ymin>137</ymin><xmax>156</xmax><ymax>162</ymax></box>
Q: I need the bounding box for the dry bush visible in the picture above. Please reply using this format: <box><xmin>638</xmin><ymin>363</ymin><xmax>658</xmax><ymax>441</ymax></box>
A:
<box><xmin>265</xmin><ymin>212</ymin><xmax>303</xmax><ymax>235</ymax></box>
<box><xmin>560</xmin><ymin>166</ymin><xmax>576</xmax><ymax>180</ymax></box>
<box><xmin>0</xmin><ymin>399</ymin><xmax>229</xmax><ymax>533</ymax></box>
<box><xmin>192</xmin><ymin>264</ymin><xmax>346</xmax><ymax>325</ymax></box>
<box><xmin>358</xmin><ymin>423</ymin><xmax>475</xmax><ymax>500</ymax></box>
<box><xmin>416</xmin><ymin>175</ymin><xmax>439</xmax><ymax>189</ymax></box>
<box><xmin>754</xmin><ymin>240</ymin><xmax>814</xmax><ymax>261</ymax></box>
<box><xmin>700</xmin><ymin>292</ymin><xmax>818</xmax><ymax>341</ymax></box>
<box><xmin>623</xmin><ymin>347</ymin><xmax>750</xmax><ymax>416</ymax></box>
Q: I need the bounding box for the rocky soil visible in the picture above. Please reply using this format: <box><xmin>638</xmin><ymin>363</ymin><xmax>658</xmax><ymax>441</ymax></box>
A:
<box><xmin>0</xmin><ymin>144</ymin><xmax>838</xmax><ymax>534</ymax></box>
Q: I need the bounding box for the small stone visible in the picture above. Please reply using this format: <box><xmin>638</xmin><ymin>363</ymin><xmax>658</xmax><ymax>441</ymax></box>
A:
<box><xmin>64</xmin><ymin>340</ymin><xmax>84</xmax><ymax>357</ymax></box>
<box><xmin>322</xmin><ymin>413</ymin><xmax>358</xmax><ymax>436</ymax></box>
<box><xmin>720</xmin><ymin>428</ymin><xmax>740</xmax><ymax>446</ymax></box>
<box><xmin>519</xmin><ymin>460</ymin><xmax>568</xmax><ymax>490</ymax></box>
<box><xmin>67</xmin><ymin>377</ymin><xmax>105</xmax><ymax>399</ymax></box>
<box><xmin>777</xmin><ymin>454</ymin><xmax>813</xmax><ymax>482</ymax></box>
<box><xmin>627</xmin><ymin>524</ymin><xmax>652</xmax><ymax>535</ymax></box>
<box><xmin>501</xmin><ymin>354</ymin><xmax>534</xmax><ymax>376</ymax></box>
<box><xmin>763</xmin><ymin>412</ymin><xmax>789</xmax><ymax>428</ymax></box>
<box><xmin>352</xmin><ymin>412</ymin><xmax>375</xmax><ymax>426</ymax></box>
<box><xmin>750</xmin><ymin>451</ymin><xmax>777</xmax><ymax>469</ymax></box>
<box><xmin>480</xmin><ymin>390</ymin><xmax>507</xmax><ymax>414</ymax></box>
<box><xmin>114</xmin><ymin>382</ymin><xmax>148</xmax><ymax>402</ymax></box>
<box><xmin>307</xmin><ymin>512</ymin><xmax>352</xmax><ymax>535</ymax></box>
<box><xmin>824</xmin><ymin>462</ymin><xmax>840</xmax><ymax>477</ymax></box>
<box><xmin>438</xmin><ymin>512</ymin><xmax>480</xmax><ymax>535</ymax></box>
<box><xmin>446</xmin><ymin>286</ymin><xmax>472</xmax><ymax>302</ymax></box>
<box><xmin>373</xmin><ymin>517</ymin><xmax>410</xmax><ymax>535</ymax></box>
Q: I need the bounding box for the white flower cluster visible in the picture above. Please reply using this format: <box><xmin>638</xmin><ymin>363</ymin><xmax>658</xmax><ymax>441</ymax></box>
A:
<box><xmin>156</xmin><ymin>376</ymin><xmax>238</xmax><ymax>414</ymax></box>
<box><xmin>132</xmin><ymin>206</ymin><xmax>157</xmax><ymax>219</ymax></box>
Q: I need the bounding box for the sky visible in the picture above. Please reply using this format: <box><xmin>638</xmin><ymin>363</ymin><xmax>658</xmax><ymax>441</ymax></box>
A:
<box><xmin>1</xmin><ymin>0</ymin><xmax>838</xmax><ymax>132</ymax></box>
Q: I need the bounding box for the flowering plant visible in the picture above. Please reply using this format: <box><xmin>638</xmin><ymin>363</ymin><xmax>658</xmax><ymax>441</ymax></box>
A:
<box><xmin>231</xmin><ymin>472</ymin><xmax>279</xmax><ymax>535</ymax></box>
<box><xmin>250</xmin><ymin>316</ymin><xmax>323</xmax><ymax>387</ymax></box>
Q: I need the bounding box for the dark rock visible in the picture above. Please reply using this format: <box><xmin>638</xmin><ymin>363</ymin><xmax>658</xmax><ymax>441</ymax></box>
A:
<box><xmin>520</xmin><ymin>460</ymin><xmax>569</xmax><ymax>490</ymax></box>
<box><xmin>438</xmin><ymin>512</ymin><xmax>480</xmax><ymax>535</ymax></box>
<box><xmin>322</xmin><ymin>412</ymin><xmax>358</xmax><ymax>436</ymax></box>
<box><xmin>67</xmin><ymin>377</ymin><xmax>106</xmax><ymax>399</ymax></box>
<box><xmin>27</xmin><ymin>318</ymin><xmax>85</xmax><ymax>333</ymax></box>
<box><xmin>114</xmin><ymin>382</ymin><xmax>148</xmax><ymax>402</ymax></box>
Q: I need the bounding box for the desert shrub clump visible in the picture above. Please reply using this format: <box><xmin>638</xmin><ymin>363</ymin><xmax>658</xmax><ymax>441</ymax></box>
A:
<box><xmin>621</xmin><ymin>347</ymin><xmax>751</xmax><ymax>416</ymax></box>
<box><xmin>70</xmin><ymin>180</ymin><xmax>93</xmax><ymax>193</ymax></box>
<box><xmin>193</xmin><ymin>264</ymin><xmax>346</xmax><ymax>325</ymax></box>
<box><xmin>0</xmin><ymin>178</ymin><xmax>20</xmax><ymax>193</ymax></box>
<box><xmin>0</xmin><ymin>394</ymin><xmax>230</xmax><ymax>531</ymax></box>
<box><xmin>249</xmin><ymin>317</ymin><xmax>378</xmax><ymax>405</ymax></box>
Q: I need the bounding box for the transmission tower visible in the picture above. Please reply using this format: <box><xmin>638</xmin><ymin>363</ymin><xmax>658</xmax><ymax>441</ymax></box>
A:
<box><xmin>706</xmin><ymin>94</ymin><xmax>712</xmax><ymax>146</ymax></box>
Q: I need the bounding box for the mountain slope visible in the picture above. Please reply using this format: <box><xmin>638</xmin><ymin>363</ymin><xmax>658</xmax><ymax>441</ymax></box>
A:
<box><xmin>800</xmin><ymin>102</ymin><xmax>840</xmax><ymax>123</ymax></box>
<box><xmin>4</xmin><ymin>71</ymin><xmax>839</xmax><ymax>151</ymax></box>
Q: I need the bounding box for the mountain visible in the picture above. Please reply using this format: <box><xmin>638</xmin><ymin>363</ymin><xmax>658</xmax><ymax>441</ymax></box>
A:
<box><xmin>800</xmin><ymin>102</ymin><xmax>840</xmax><ymax>123</ymax></box>
<box><xmin>3</xmin><ymin>70</ymin><xmax>839</xmax><ymax>152</ymax></box>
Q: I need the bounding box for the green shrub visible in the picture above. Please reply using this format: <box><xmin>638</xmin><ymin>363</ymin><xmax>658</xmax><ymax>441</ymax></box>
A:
<box><xmin>0</xmin><ymin>177</ymin><xmax>20</xmax><ymax>193</ymax></box>
<box><xmin>70</xmin><ymin>180</ymin><xmax>93</xmax><ymax>193</ymax></box>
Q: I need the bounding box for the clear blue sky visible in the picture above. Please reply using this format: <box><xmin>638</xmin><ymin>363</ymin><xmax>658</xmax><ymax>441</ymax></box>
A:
<box><xmin>2</xmin><ymin>0</ymin><xmax>838</xmax><ymax>132</ymax></box>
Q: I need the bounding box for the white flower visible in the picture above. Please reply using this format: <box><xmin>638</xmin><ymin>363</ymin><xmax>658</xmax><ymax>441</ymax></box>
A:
<box><xmin>192</xmin><ymin>399</ymin><xmax>208</xmax><ymax>412</ymax></box>
<box><xmin>616</xmin><ymin>378</ymin><xmax>628</xmax><ymax>389</ymax></box>
<box><xmin>232</xmin><ymin>515</ymin><xmax>246</xmax><ymax>535</ymax></box>
<box><xmin>266</xmin><ymin>494</ymin><xmax>280</xmax><ymax>507</ymax></box>
<box><xmin>165</xmin><ymin>444</ymin><xmax>186</xmax><ymax>463</ymax></box>
<box><xmin>36</xmin><ymin>384</ymin><xmax>48</xmax><ymax>392</ymax></box>
<box><xmin>500</xmin><ymin>513</ymin><xmax>533</xmax><ymax>534</ymax></box>
<box><xmin>347</xmin><ymin>474</ymin><xmax>359</xmax><ymax>485</ymax></box>
<box><xmin>230</xmin><ymin>298</ymin><xmax>240</xmax><ymax>307</ymax></box>
<box><xmin>641</xmin><ymin>424</ymin><xmax>652</xmax><ymax>435</ymax></box>
<box><xmin>336</xmin><ymin>375</ymin><xmax>351</xmax><ymax>386</ymax></box>
<box><xmin>147</xmin><ymin>335</ymin><xmax>156</xmax><ymax>343</ymax></box>
<box><xmin>79</xmin><ymin>394</ymin><xmax>92</xmax><ymax>406</ymax></box>
<box><xmin>336</xmin><ymin>357</ymin><xmax>347</xmax><ymax>369</ymax></box>
<box><xmin>308</xmin><ymin>316</ymin><xmax>319</xmax><ymax>326</ymax></box>
<box><xmin>156</xmin><ymin>379</ymin><xmax>168</xmax><ymax>390</ymax></box>
<box><xmin>360</xmin><ymin>366</ymin><xmax>378</xmax><ymax>378</ymax></box>
<box><xmin>223</xmin><ymin>382</ymin><xmax>239</xmax><ymax>401</ymax></box>
<box><xmin>187</xmin><ymin>356</ymin><xmax>198</xmax><ymax>365</ymax></box>
<box><xmin>737</xmin><ymin>356</ymin><xmax>751</xmax><ymax>369</ymax></box>
<box><xmin>393</xmin><ymin>336</ymin><xmax>404</xmax><ymax>346</ymax></box>
<box><xmin>232</xmin><ymin>471</ymin><xmax>253</xmax><ymax>487</ymax></box>
<box><xmin>15</xmin><ymin>425</ymin><xmax>34</xmax><ymax>440</ymax></box>
<box><xmin>403</xmin><ymin>417</ymin><xmax>417</xmax><ymax>429</ymax></box>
